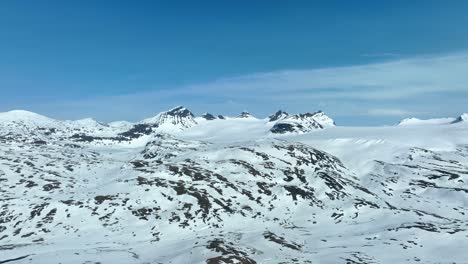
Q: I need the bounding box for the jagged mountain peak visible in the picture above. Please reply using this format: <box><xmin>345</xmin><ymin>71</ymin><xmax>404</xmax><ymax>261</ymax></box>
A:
<box><xmin>143</xmin><ymin>106</ymin><xmax>194</xmax><ymax>123</ymax></box>
<box><xmin>166</xmin><ymin>105</ymin><xmax>194</xmax><ymax>118</ymax></box>
<box><xmin>398</xmin><ymin>116</ymin><xmax>457</xmax><ymax>126</ymax></box>
<box><xmin>238</xmin><ymin>111</ymin><xmax>253</xmax><ymax>118</ymax></box>
<box><xmin>141</xmin><ymin>106</ymin><xmax>197</xmax><ymax>132</ymax></box>
<box><xmin>305</xmin><ymin>110</ymin><xmax>335</xmax><ymax>127</ymax></box>
<box><xmin>0</xmin><ymin>109</ymin><xmax>52</xmax><ymax>121</ymax></box>
<box><xmin>0</xmin><ymin>109</ymin><xmax>57</xmax><ymax>127</ymax></box>
<box><xmin>270</xmin><ymin>110</ymin><xmax>335</xmax><ymax>134</ymax></box>
<box><xmin>199</xmin><ymin>112</ymin><xmax>226</xmax><ymax>121</ymax></box>
<box><xmin>268</xmin><ymin>110</ymin><xmax>289</xmax><ymax>122</ymax></box>
<box><xmin>201</xmin><ymin>113</ymin><xmax>217</xmax><ymax>120</ymax></box>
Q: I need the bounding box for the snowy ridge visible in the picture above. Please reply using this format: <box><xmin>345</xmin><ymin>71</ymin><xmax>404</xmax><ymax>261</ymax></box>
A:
<box><xmin>270</xmin><ymin>111</ymin><xmax>335</xmax><ymax>134</ymax></box>
<box><xmin>142</xmin><ymin>106</ymin><xmax>198</xmax><ymax>132</ymax></box>
<box><xmin>237</xmin><ymin>111</ymin><xmax>255</xmax><ymax>119</ymax></box>
<box><xmin>268</xmin><ymin>110</ymin><xmax>289</xmax><ymax>122</ymax></box>
<box><xmin>398</xmin><ymin>117</ymin><xmax>456</xmax><ymax>126</ymax></box>
<box><xmin>0</xmin><ymin>107</ymin><xmax>467</xmax><ymax>263</ymax></box>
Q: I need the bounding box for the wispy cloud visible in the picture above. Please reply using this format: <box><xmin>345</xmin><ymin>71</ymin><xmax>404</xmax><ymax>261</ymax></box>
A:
<box><xmin>10</xmin><ymin>51</ymin><xmax>468</xmax><ymax>124</ymax></box>
<box><xmin>179</xmin><ymin>51</ymin><xmax>468</xmax><ymax>100</ymax></box>
<box><xmin>361</xmin><ymin>52</ymin><xmax>400</xmax><ymax>58</ymax></box>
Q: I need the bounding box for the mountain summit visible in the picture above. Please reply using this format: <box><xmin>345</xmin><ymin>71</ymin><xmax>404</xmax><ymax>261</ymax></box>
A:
<box><xmin>270</xmin><ymin>111</ymin><xmax>335</xmax><ymax>134</ymax></box>
<box><xmin>268</xmin><ymin>110</ymin><xmax>289</xmax><ymax>122</ymax></box>
<box><xmin>142</xmin><ymin>106</ymin><xmax>197</xmax><ymax>132</ymax></box>
<box><xmin>453</xmin><ymin>113</ymin><xmax>468</xmax><ymax>124</ymax></box>
<box><xmin>238</xmin><ymin>111</ymin><xmax>254</xmax><ymax>118</ymax></box>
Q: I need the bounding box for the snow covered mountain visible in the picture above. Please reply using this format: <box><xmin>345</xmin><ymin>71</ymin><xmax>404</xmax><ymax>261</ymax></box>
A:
<box><xmin>397</xmin><ymin>113</ymin><xmax>468</xmax><ymax>126</ymax></box>
<box><xmin>270</xmin><ymin>111</ymin><xmax>335</xmax><ymax>134</ymax></box>
<box><xmin>452</xmin><ymin>113</ymin><xmax>468</xmax><ymax>124</ymax></box>
<box><xmin>198</xmin><ymin>113</ymin><xmax>226</xmax><ymax>121</ymax></box>
<box><xmin>1</xmin><ymin>107</ymin><xmax>467</xmax><ymax>263</ymax></box>
<box><xmin>0</xmin><ymin>110</ymin><xmax>57</xmax><ymax>126</ymax></box>
<box><xmin>237</xmin><ymin>111</ymin><xmax>254</xmax><ymax>119</ymax></box>
<box><xmin>268</xmin><ymin>110</ymin><xmax>289</xmax><ymax>122</ymax></box>
<box><xmin>398</xmin><ymin>117</ymin><xmax>456</xmax><ymax>126</ymax></box>
<box><xmin>142</xmin><ymin>106</ymin><xmax>198</xmax><ymax>132</ymax></box>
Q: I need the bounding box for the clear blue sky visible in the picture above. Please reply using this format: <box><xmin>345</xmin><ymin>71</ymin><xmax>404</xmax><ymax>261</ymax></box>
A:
<box><xmin>1</xmin><ymin>0</ymin><xmax>468</xmax><ymax>125</ymax></box>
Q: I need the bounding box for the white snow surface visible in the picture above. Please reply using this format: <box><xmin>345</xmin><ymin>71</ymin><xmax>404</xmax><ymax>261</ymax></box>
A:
<box><xmin>398</xmin><ymin>117</ymin><xmax>456</xmax><ymax>126</ymax></box>
<box><xmin>1</xmin><ymin>107</ymin><xmax>467</xmax><ymax>264</ymax></box>
<box><xmin>0</xmin><ymin>110</ymin><xmax>57</xmax><ymax>126</ymax></box>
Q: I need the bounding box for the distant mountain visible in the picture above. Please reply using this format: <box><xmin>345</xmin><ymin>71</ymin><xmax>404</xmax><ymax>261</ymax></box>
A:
<box><xmin>142</xmin><ymin>106</ymin><xmax>197</xmax><ymax>132</ymax></box>
<box><xmin>238</xmin><ymin>111</ymin><xmax>254</xmax><ymax>118</ymax></box>
<box><xmin>201</xmin><ymin>113</ymin><xmax>217</xmax><ymax>120</ymax></box>
<box><xmin>268</xmin><ymin>110</ymin><xmax>289</xmax><ymax>122</ymax></box>
<box><xmin>308</xmin><ymin>111</ymin><xmax>336</xmax><ymax>127</ymax></box>
<box><xmin>452</xmin><ymin>113</ymin><xmax>468</xmax><ymax>124</ymax></box>
<box><xmin>398</xmin><ymin>114</ymin><xmax>468</xmax><ymax>126</ymax></box>
<box><xmin>0</xmin><ymin>107</ymin><xmax>338</xmax><ymax>141</ymax></box>
<box><xmin>270</xmin><ymin>111</ymin><xmax>335</xmax><ymax>134</ymax></box>
<box><xmin>199</xmin><ymin>113</ymin><xmax>226</xmax><ymax>121</ymax></box>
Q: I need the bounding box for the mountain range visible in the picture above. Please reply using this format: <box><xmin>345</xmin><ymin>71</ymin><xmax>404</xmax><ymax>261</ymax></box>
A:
<box><xmin>0</xmin><ymin>106</ymin><xmax>467</xmax><ymax>264</ymax></box>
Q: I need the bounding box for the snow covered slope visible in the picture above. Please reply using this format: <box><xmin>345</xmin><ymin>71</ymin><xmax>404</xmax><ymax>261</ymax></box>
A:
<box><xmin>142</xmin><ymin>106</ymin><xmax>198</xmax><ymax>132</ymax></box>
<box><xmin>0</xmin><ymin>108</ymin><xmax>467</xmax><ymax>264</ymax></box>
<box><xmin>0</xmin><ymin>110</ymin><xmax>57</xmax><ymax>126</ymax></box>
<box><xmin>398</xmin><ymin>117</ymin><xmax>456</xmax><ymax>126</ymax></box>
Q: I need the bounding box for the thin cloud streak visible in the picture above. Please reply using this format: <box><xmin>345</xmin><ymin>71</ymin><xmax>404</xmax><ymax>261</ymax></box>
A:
<box><xmin>11</xmin><ymin>52</ymin><xmax>468</xmax><ymax>124</ymax></box>
<box><xmin>176</xmin><ymin>52</ymin><xmax>468</xmax><ymax>100</ymax></box>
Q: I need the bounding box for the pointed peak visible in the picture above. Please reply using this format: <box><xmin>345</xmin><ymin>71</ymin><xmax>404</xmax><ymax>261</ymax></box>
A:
<box><xmin>300</xmin><ymin>110</ymin><xmax>323</xmax><ymax>118</ymax></box>
<box><xmin>166</xmin><ymin>106</ymin><xmax>194</xmax><ymax>118</ymax></box>
<box><xmin>72</xmin><ymin>118</ymin><xmax>108</xmax><ymax>127</ymax></box>
<box><xmin>168</xmin><ymin>105</ymin><xmax>185</xmax><ymax>111</ymax></box>
<box><xmin>0</xmin><ymin>110</ymin><xmax>55</xmax><ymax>124</ymax></box>
<box><xmin>277</xmin><ymin>110</ymin><xmax>335</xmax><ymax>127</ymax></box>
<box><xmin>269</xmin><ymin>110</ymin><xmax>289</xmax><ymax>122</ymax></box>
<box><xmin>453</xmin><ymin>113</ymin><xmax>468</xmax><ymax>124</ymax></box>
<box><xmin>308</xmin><ymin>110</ymin><xmax>335</xmax><ymax>127</ymax></box>
<box><xmin>201</xmin><ymin>113</ymin><xmax>217</xmax><ymax>120</ymax></box>
<box><xmin>238</xmin><ymin>111</ymin><xmax>253</xmax><ymax>118</ymax></box>
<box><xmin>141</xmin><ymin>106</ymin><xmax>197</xmax><ymax>131</ymax></box>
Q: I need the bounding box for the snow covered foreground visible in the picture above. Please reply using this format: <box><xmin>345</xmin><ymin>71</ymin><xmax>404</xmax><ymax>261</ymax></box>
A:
<box><xmin>0</xmin><ymin>107</ymin><xmax>467</xmax><ymax>264</ymax></box>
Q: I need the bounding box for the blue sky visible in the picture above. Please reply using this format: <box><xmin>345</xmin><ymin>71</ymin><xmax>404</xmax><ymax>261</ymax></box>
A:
<box><xmin>1</xmin><ymin>0</ymin><xmax>468</xmax><ymax>125</ymax></box>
